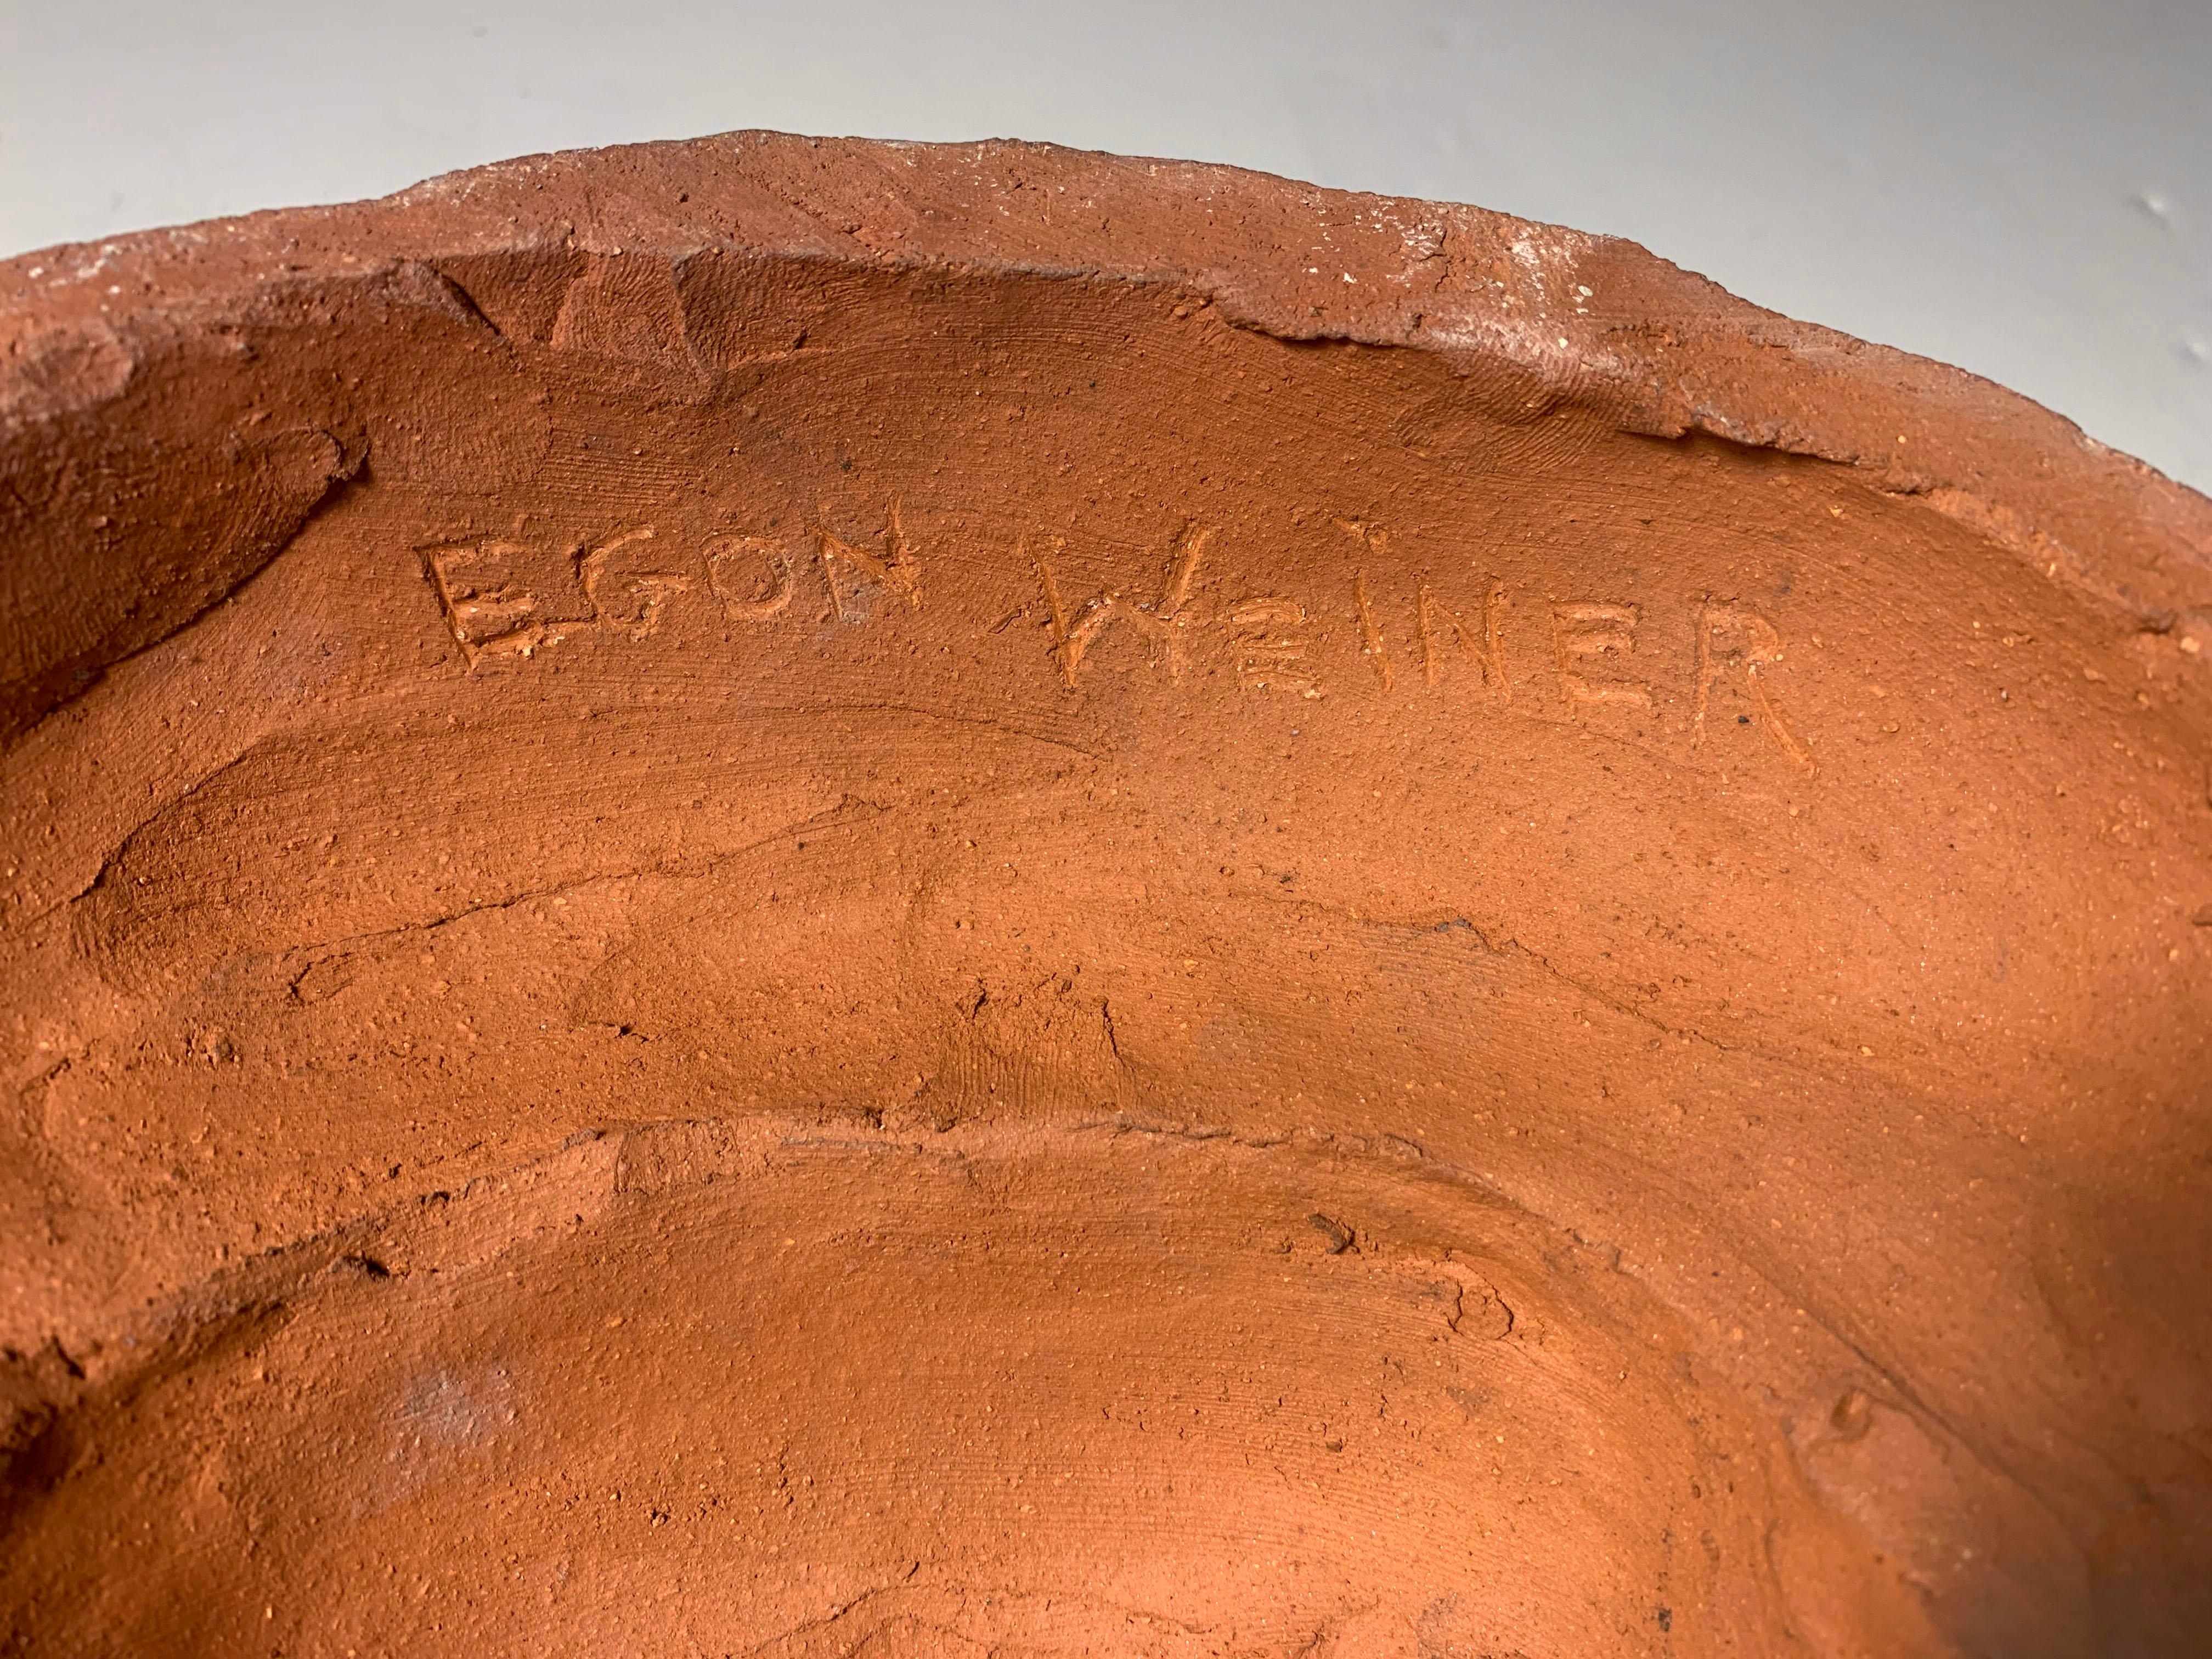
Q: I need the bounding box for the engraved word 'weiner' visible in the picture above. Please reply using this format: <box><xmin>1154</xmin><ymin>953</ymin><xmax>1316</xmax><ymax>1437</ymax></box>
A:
<box><xmin>1032</xmin><ymin>522</ymin><xmax>1210</xmax><ymax>687</ymax></box>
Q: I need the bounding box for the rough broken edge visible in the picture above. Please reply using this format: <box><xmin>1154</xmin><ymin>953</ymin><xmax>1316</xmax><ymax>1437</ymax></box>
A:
<box><xmin>3</xmin><ymin>129</ymin><xmax>2208</xmax><ymax>628</ymax></box>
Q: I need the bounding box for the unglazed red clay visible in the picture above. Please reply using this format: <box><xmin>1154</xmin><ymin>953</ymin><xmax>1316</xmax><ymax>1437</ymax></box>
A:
<box><xmin>2</xmin><ymin>134</ymin><xmax>2209</xmax><ymax>1658</ymax></box>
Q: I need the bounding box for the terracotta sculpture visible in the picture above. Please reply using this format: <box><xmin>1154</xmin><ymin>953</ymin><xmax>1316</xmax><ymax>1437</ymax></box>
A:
<box><xmin>2</xmin><ymin>134</ymin><xmax>2207</xmax><ymax>1656</ymax></box>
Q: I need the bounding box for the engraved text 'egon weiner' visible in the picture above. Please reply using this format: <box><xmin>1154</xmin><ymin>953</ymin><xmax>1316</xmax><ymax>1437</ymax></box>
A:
<box><xmin>423</xmin><ymin>504</ymin><xmax>1816</xmax><ymax>775</ymax></box>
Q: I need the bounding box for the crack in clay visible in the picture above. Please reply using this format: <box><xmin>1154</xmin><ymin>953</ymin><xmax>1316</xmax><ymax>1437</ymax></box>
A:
<box><xmin>1283</xmin><ymin>891</ymin><xmax>1846</xmax><ymax>1086</ymax></box>
<box><xmin>730</xmin><ymin>1585</ymin><xmax>903</xmax><ymax>1658</ymax></box>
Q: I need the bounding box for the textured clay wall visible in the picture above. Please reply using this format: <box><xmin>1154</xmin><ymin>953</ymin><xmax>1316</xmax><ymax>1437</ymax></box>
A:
<box><xmin>2</xmin><ymin>134</ymin><xmax>2209</xmax><ymax>1656</ymax></box>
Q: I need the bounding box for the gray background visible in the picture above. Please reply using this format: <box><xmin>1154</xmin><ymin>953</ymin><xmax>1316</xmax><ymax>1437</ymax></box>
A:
<box><xmin>3</xmin><ymin>1</ymin><xmax>2207</xmax><ymax>493</ymax></box>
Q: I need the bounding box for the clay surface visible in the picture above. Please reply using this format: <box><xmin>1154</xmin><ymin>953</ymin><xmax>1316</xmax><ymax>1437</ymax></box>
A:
<box><xmin>3</xmin><ymin>133</ymin><xmax>2210</xmax><ymax>1656</ymax></box>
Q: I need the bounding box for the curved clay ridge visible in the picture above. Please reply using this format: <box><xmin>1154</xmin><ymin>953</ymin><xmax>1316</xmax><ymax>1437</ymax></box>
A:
<box><xmin>2</xmin><ymin>133</ymin><xmax>2209</xmax><ymax>1656</ymax></box>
